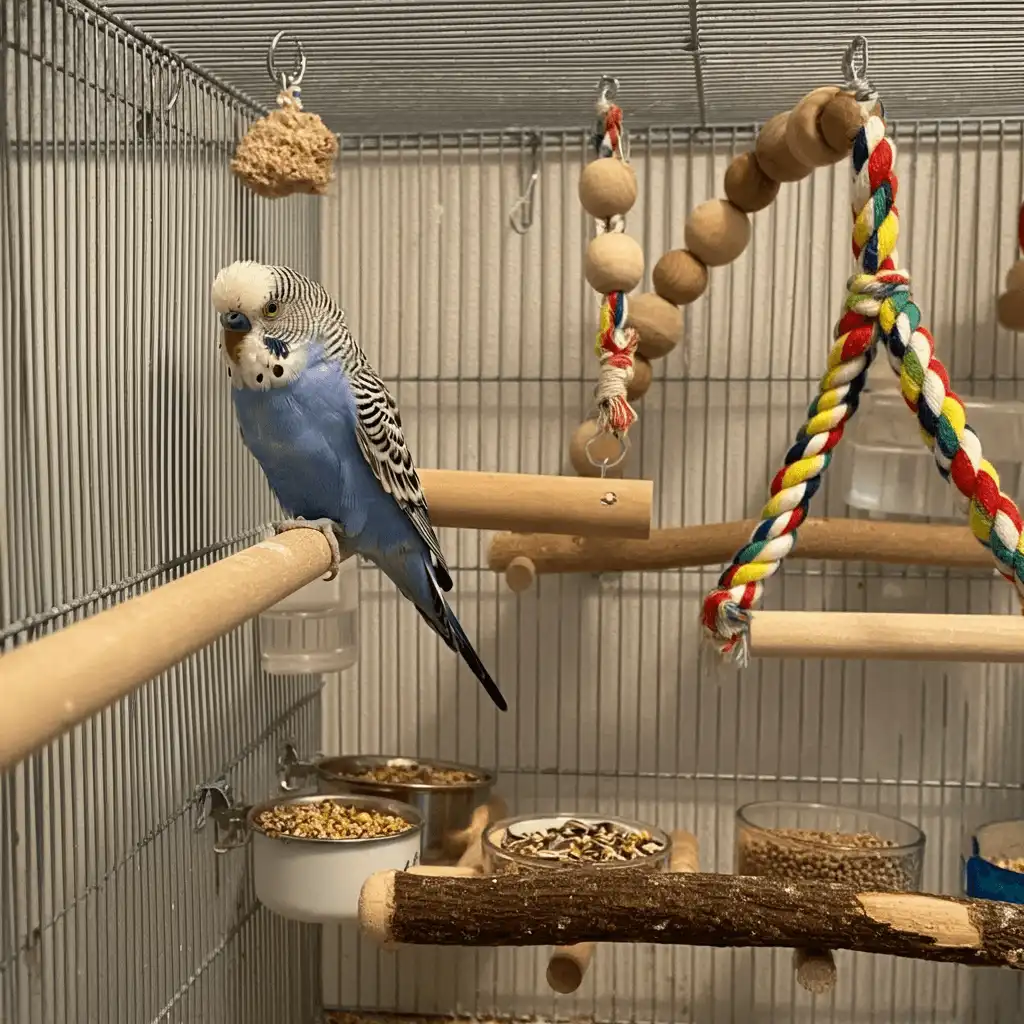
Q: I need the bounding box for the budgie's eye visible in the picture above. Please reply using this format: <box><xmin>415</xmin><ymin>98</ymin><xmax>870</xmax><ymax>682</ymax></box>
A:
<box><xmin>263</xmin><ymin>300</ymin><xmax>280</xmax><ymax>319</ymax></box>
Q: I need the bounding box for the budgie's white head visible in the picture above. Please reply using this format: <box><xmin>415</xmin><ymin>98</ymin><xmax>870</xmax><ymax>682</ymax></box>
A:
<box><xmin>211</xmin><ymin>260</ymin><xmax>343</xmax><ymax>391</ymax></box>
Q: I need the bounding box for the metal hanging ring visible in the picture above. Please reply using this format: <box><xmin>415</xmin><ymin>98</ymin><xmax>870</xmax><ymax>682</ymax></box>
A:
<box><xmin>841</xmin><ymin>35</ymin><xmax>869</xmax><ymax>85</ymax></box>
<box><xmin>508</xmin><ymin>132</ymin><xmax>541</xmax><ymax>235</ymax></box>
<box><xmin>584</xmin><ymin>429</ymin><xmax>629</xmax><ymax>473</ymax></box>
<box><xmin>267</xmin><ymin>30</ymin><xmax>307</xmax><ymax>91</ymax></box>
<box><xmin>597</xmin><ymin>75</ymin><xmax>619</xmax><ymax>103</ymax></box>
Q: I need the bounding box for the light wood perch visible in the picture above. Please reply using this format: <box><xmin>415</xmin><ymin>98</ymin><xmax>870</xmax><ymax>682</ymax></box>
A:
<box><xmin>546</xmin><ymin>829</ymin><xmax>700</xmax><ymax>994</ymax></box>
<box><xmin>0</xmin><ymin>467</ymin><xmax>653</xmax><ymax>771</ymax></box>
<box><xmin>358</xmin><ymin>870</ymin><xmax>1024</xmax><ymax>971</ymax></box>
<box><xmin>488</xmin><ymin>517</ymin><xmax>994</xmax><ymax>591</ymax></box>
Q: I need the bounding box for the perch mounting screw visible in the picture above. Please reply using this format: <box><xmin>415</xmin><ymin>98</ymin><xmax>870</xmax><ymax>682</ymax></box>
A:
<box><xmin>600</xmin><ymin>491</ymin><xmax>618</xmax><ymax>506</ymax></box>
<box><xmin>276</xmin><ymin>741</ymin><xmax>319</xmax><ymax>792</ymax></box>
<box><xmin>193</xmin><ymin>777</ymin><xmax>251</xmax><ymax>853</ymax></box>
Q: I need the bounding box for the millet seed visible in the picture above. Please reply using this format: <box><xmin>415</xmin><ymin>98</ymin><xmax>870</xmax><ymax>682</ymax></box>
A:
<box><xmin>256</xmin><ymin>800</ymin><xmax>413</xmax><ymax>840</ymax></box>
<box><xmin>737</xmin><ymin>827</ymin><xmax>920</xmax><ymax>891</ymax></box>
<box><xmin>343</xmin><ymin>762</ymin><xmax>480</xmax><ymax>786</ymax></box>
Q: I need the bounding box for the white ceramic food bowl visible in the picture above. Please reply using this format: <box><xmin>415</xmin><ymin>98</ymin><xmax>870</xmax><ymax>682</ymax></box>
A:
<box><xmin>248</xmin><ymin>793</ymin><xmax>423</xmax><ymax>923</ymax></box>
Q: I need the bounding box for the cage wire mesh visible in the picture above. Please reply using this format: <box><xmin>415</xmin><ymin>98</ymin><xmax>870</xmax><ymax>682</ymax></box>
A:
<box><xmin>1</xmin><ymin>0</ymin><xmax>322</xmax><ymax>1022</ymax></box>
<box><xmin>5</xmin><ymin>2</ymin><xmax>1024</xmax><ymax>1024</ymax></box>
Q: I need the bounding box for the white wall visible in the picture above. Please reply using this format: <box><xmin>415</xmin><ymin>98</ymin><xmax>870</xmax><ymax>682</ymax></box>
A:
<box><xmin>316</xmin><ymin>125</ymin><xmax>1024</xmax><ymax>1023</ymax></box>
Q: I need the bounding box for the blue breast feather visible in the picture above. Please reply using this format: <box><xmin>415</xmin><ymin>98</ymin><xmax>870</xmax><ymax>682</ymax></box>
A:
<box><xmin>231</xmin><ymin>347</ymin><xmax>419</xmax><ymax>560</ymax></box>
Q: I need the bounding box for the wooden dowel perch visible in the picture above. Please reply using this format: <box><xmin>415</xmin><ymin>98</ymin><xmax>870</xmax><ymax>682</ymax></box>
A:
<box><xmin>488</xmin><ymin>517</ymin><xmax>994</xmax><ymax>590</ymax></box>
<box><xmin>546</xmin><ymin>829</ymin><xmax>700</xmax><ymax>994</ymax></box>
<box><xmin>358</xmin><ymin>870</ymin><xmax>1024</xmax><ymax>971</ymax></box>
<box><xmin>420</xmin><ymin>469</ymin><xmax>653</xmax><ymax>539</ymax></box>
<box><xmin>749</xmin><ymin>612</ymin><xmax>1024</xmax><ymax>663</ymax></box>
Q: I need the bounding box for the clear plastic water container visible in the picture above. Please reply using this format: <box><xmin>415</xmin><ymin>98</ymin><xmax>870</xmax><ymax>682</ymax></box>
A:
<box><xmin>258</xmin><ymin>555</ymin><xmax>359</xmax><ymax>675</ymax></box>
<box><xmin>842</xmin><ymin>389</ymin><xmax>1024</xmax><ymax>520</ymax></box>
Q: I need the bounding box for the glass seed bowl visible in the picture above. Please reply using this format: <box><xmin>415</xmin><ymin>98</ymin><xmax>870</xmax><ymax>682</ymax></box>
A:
<box><xmin>483</xmin><ymin>812</ymin><xmax>672</xmax><ymax>876</ymax></box>
<box><xmin>735</xmin><ymin>800</ymin><xmax>924</xmax><ymax>891</ymax></box>
<box><xmin>964</xmin><ymin>819</ymin><xmax>1024</xmax><ymax>904</ymax></box>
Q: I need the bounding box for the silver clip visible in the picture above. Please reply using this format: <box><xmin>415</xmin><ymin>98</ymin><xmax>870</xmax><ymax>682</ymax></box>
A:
<box><xmin>267</xmin><ymin>30</ymin><xmax>307</xmax><ymax>92</ymax></box>
<box><xmin>193</xmin><ymin>777</ymin><xmax>251</xmax><ymax>853</ymax></box>
<box><xmin>841</xmin><ymin>34</ymin><xmax>877</xmax><ymax>104</ymax></box>
<box><xmin>166</xmin><ymin>67</ymin><xmax>182</xmax><ymax>113</ymax></box>
<box><xmin>277</xmin><ymin>741</ymin><xmax>318</xmax><ymax>792</ymax></box>
<box><xmin>508</xmin><ymin>132</ymin><xmax>541</xmax><ymax>235</ymax></box>
<box><xmin>597</xmin><ymin>75</ymin><xmax>619</xmax><ymax>104</ymax></box>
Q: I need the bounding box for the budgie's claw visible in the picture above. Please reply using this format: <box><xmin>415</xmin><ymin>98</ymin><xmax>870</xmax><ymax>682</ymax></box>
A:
<box><xmin>274</xmin><ymin>517</ymin><xmax>344</xmax><ymax>581</ymax></box>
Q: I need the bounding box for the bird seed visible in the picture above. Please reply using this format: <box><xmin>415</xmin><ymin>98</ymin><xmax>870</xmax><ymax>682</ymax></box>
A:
<box><xmin>256</xmin><ymin>800</ymin><xmax>413</xmax><ymax>840</ymax></box>
<box><xmin>344</xmin><ymin>761</ymin><xmax>480</xmax><ymax>786</ymax></box>
<box><xmin>737</xmin><ymin>826</ymin><xmax>919</xmax><ymax>890</ymax></box>
<box><xmin>992</xmin><ymin>856</ymin><xmax>1024</xmax><ymax>873</ymax></box>
<box><xmin>500</xmin><ymin>818</ymin><xmax>667</xmax><ymax>866</ymax></box>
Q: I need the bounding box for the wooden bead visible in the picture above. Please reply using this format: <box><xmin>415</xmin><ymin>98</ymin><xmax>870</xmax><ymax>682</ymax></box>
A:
<box><xmin>628</xmin><ymin>292</ymin><xmax>683</xmax><ymax>360</ymax></box>
<box><xmin>505</xmin><ymin>556</ymin><xmax>536</xmax><ymax>592</ymax></box>
<box><xmin>584</xmin><ymin>233</ymin><xmax>644</xmax><ymax>294</ymax></box>
<box><xmin>786</xmin><ymin>86</ymin><xmax>843</xmax><ymax>167</ymax></box>
<box><xmin>684</xmin><ymin>199</ymin><xmax>751</xmax><ymax>267</ymax></box>
<box><xmin>997</xmin><ymin>290</ymin><xmax>1024</xmax><ymax>332</ymax></box>
<box><xmin>820</xmin><ymin>92</ymin><xmax>868</xmax><ymax>154</ymax></box>
<box><xmin>1006</xmin><ymin>259</ymin><xmax>1024</xmax><ymax>292</ymax></box>
<box><xmin>626</xmin><ymin>354</ymin><xmax>653</xmax><ymax>400</ymax></box>
<box><xmin>755</xmin><ymin>112</ymin><xmax>813</xmax><ymax>183</ymax></box>
<box><xmin>652</xmin><ymin>248</ymin><xmax>708</xmax><ymax>304</ymax></box>
<box><xmin>723</xmin><ymin>152</ymin><xmax>780</xmax><ymax>213</ymax></box>
<box><xmin>578</xmin><ymin>158</ymin><xmax>637</xmax><ymax>219</ymax></box>
<box><xmin>569</xmin><ymin>419</ymin><xmax>625</xmax><ymax>478</ymax></box>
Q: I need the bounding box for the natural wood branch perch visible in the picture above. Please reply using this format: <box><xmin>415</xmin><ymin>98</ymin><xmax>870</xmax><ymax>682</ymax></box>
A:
<box><xmin>488</xmin><ymin>517</ymin><xmax>991</xmax><ymax>588</ymax></box>
<box><xmin>749</xmin><ymin>612</ymin><xmax>1024</xmax><ymax>663</ymax></box>
<box><xmin>359</xmin><ymin>870</ymin><xmax>1024</xmax><ymax>970</ymax></box>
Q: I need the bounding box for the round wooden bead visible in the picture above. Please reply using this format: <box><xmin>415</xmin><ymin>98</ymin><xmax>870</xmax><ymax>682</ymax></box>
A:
<box><xmin>786</xmin><ymin>86</ymin><xmax>843</xmax><ymax>167</ymax></box>
<box><xmin>626</xmin><ymin>353</ymin><xmax>653</xmax><ymax>400</ymax></box>
<box><xmin>755</xmin><ymin>112</ymin><xmax>813</xmax><ymax>183</ymax></box>
<box><xmin>652</xmin><ymin>248</ymin><xmax>708</xmax><ymax>305</ymax></box>
<box><xmin>1006</xmin><ymin>259</ymin><xmax>1024</xmax><ymax>292</ymax></box>
<box><xmin>997</xmin><ymin>289</ymin><xmax>1024</xmax><ymax>332</ymax></box>
<box><xmin>578</xmin><ymin>158</ymin><xmax>638</xmax><ymax>219</ymax></box>
<box><xmin>684</xmin><ymin>199</ymin><xmax>751</xmax><ymax>267</ymax></box>
<box><xmin>819</xmin><ymin>91</ymin><xmax>869</xmax><ymax>154</ymax></box>
<box><xmin>584</xmin><ymin>232</ymin><xmax>644</xmax><ymax>294</ymax></box>
<box><xmin>569</xmin><ymin>419</ymin><xmax>625</xmax><ymax>477</ymax></box>
<box><xmin>505</xmin><ymin>556</ymin><xmax>536</xmax><ymax>592</ymax></box>
<box><xmin>723</xmin><ymin>152</ymin><xmax>780</xmax><ymax>213</ymax></box>
<box><xmin>628</xmin><ymin>292</ymin><xmax>683</xmax><ymax>360</ymax></box>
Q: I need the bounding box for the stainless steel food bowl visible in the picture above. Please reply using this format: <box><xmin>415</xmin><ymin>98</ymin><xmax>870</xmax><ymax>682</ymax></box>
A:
<box><xmin>309</xmin><ymin>754</ymin><xmax>494</xmax><ymax>865</ymax></box>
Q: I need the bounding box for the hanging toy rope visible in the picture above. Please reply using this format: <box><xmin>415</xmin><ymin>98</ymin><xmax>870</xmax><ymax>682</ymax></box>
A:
<box><xmin>581</xmin><ymin>76</ymin><xmax>641</xmax><ymax>474</ymax></box>
<box><xmin>231</xmin><ymin>30</ymin><xmax>338</xmax><ymax>200</ymax></box>
<box><xmin>701</xmin><ymin>37</ymin><xmax>884</xmax><ymax>662</ymax></box>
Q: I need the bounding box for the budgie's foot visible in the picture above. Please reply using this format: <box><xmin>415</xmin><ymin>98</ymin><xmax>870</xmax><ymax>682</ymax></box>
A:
<box><xmin>274</xmin><ymin>517</ymin><xmax>344</xmax><ymax>581</ymax></box>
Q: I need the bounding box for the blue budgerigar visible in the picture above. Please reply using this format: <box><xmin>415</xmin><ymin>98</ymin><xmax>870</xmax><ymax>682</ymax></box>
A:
<box><xmin>211</xmin><ymin>260</ymin><xmax>507</xmax><ymax>711</ymax></box>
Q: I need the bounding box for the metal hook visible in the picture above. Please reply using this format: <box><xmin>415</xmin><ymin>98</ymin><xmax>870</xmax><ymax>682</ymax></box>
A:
<box><xmin>508</xmin><ymin>132</ymin><xmax>541</xmax><ymax>235</ymax></box>
<box><xmin>585</xmin><ymin>429</ymin><xmax>630</xmax><ymax>475</ymax></box>
<box><xmin>597</xmin><ymin>75</ymin><xmax>619</xmax><ymax>104</ymax></box>
<box><xmin>267</xmin><ymin>30</ymin><xmax>307</xmax><ymax>92</ymax></box>
<box><xmin>165</xmin><ymin>66</ymin><xmax>182</xmax><ymax>113</ymax></box>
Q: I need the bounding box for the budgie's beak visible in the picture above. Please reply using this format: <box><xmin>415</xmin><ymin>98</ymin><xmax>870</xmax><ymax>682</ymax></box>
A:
<box><xmin>219</xmin><ymin>310</ymin><xmax>251</xmax><ymax>363</ymax></box>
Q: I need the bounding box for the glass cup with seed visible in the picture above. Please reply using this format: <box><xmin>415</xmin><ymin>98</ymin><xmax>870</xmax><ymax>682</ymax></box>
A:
<box><xmin>964</xmin><ymin>818</ymin><xmax>1024</xmax><ymax>904</ymax></box>
<box><xmin>482</xmin><ymin>813</ymin><xmax>672</xmax><ymax>876</ymax></box>
<box><xmin>735</xmin><ymin>800</ymin><xmax>925</xmax><ymax>891</ymax></box>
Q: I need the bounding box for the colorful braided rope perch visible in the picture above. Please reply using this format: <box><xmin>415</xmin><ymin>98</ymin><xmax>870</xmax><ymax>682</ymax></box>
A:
<box><xmin>702</xmin><ymin>45</ymin><xmax>1024</xmax><ymax>664</ymax></box>
<box><xmin>590</xmin><ymin>85</ymin><xmax>639</xmax><ymax>440</ymax></box>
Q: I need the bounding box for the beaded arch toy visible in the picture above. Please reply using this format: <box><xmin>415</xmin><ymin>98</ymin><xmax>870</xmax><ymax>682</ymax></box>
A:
<box><xmin>700</xmin><ymin>37</ymin><xmax>1024</xmax><ymax>661</ymax></box>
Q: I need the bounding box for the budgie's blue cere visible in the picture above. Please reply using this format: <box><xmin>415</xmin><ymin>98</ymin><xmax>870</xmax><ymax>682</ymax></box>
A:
<box><xmin>211</xmin><ymin>260</ymin><xmax>507</xmax><ymax>712</ymax></box>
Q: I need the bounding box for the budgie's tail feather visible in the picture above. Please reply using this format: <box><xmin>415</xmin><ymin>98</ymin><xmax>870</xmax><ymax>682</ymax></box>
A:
<box><xmin>417</xmin><ymin>566</ymin><xmax>507</xmax><ymax>712</ymax></box>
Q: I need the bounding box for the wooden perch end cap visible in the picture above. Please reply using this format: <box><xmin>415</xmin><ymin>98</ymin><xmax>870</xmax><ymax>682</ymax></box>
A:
<box><xmin>786</xmin><ymin>86</ymin><xmax>844</xmax><ymax>166</ymax></box>
<box><xmin>359</xmin><ymin>870</ymin><xmax>398</xmax><ymax>947</ymax></box>
<box><xmin>579</xmin><ymin>158</ymin><xmax>638</xmax><ymax>218</ymax></box>
<box><xmin>819</xmin><ymin>91</ymin><xmax>881</xmax><ymax>154</ymax></box>
<box><xmin>998</xmin><ymin>289</ymin><xmax>1024</xmax><ymax>332</ymax></box>
<box><xmin>723</xmin><ymin>152</ymin><xmax>780</xmax><ymax>213</ymax></box>
<box><xmin>569</xmin><ymin>420</ymin><xmax>625</xmax><ymax>478</ymax></box>
<box><xmin>585</xmin><ymin>233</ymin><xmax>645</xmax><ymax>295</ymax></box>
<box><xmin>626</xmin><ymin>353</ymin><xmax>653</xmax><ymax>400</ymax></box>
<box><xmin>652</xmin><ymin>248</ymin><xmax>709</xmax><ymax>305</ymax></box>
<box><xmin>629</xmin><ymin>292</ymin><xmax>683</xmax><ymax>360</ymax></box>
<box><xmin>547</xmin><ymin>944</ymin><xmax>595</xmax><ymax>993</ymax></box>
<box><xmin>505</xmin><ymin>555</ymin><xmax>537</xmax><ymax>592</ymax></box>
<box><xmin>755</xmin><ymin>112</ymin><xmax>814</xmax><ymax>183</ymax></box>
<box><xmin>685</xmin><ymin>199</ymin><xmax>751</xmax><ymax>267</ymax></box>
